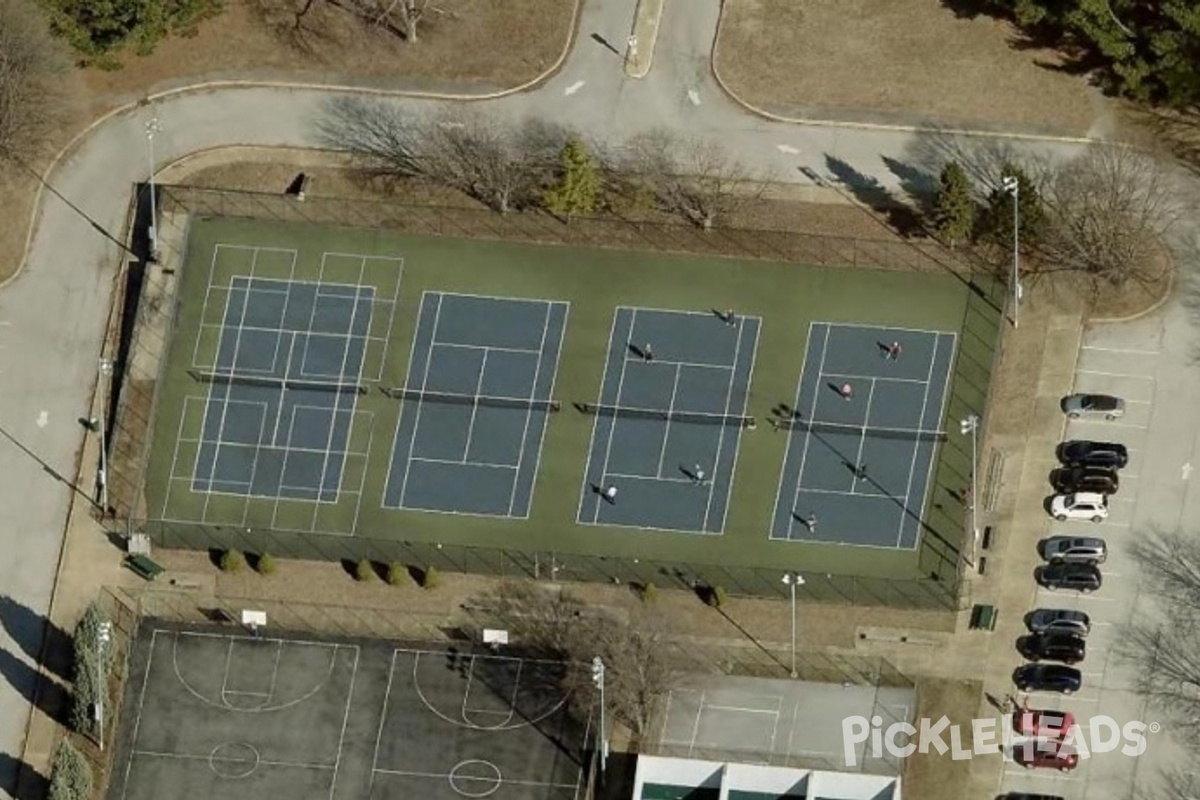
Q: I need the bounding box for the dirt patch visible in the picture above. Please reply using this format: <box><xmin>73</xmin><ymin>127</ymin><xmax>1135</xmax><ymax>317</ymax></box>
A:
<box><xmin>902</xmin><ymin>677</ymin><xmax>982</xmax><ymax>800</ymax></box>
<box><xmin>715</xmin><ymin>0</ymin><xmax>1105</xmax><ymax>137</ymax></box>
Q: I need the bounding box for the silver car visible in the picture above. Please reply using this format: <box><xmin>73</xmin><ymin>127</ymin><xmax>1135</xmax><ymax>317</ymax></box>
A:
<box><xmin>1041</xmin><ymin>536</ymin><xmax>1107</xmax><ymax>564</ymax></box>
<box><xmin>1062</xmin><ymin>393</ymin><xmax>1125</xmax><ymax>420</ymax></box>
<box><xmin>1027</xmin><ymin>609</ymin><xmax>1092</xmax><ymax>638</ymax></box>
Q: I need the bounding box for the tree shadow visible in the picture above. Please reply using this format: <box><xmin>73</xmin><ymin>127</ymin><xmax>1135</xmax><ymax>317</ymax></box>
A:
<box><xmin>0</xmin><ymin>595</ymin><xmax>73</xmax><ymax>683</ymax></box>
<box><xmin>822</xmin><ymin>155</ymin><xmax>927</xmax><ymax>237</ymax></box>
<box><xmin>0</xmin><ymin>648</ymin><xmax>70</xmax><ymax>727</ymax></box>
<box><xmin>880</xmin><ymin>155</ymin><xmax>938</xmax><ymax>215</ymax></box>
<box><xmin>0</xmin><ymin>751</ymin><xmax>49</xmax><ymax>800</ymax></box>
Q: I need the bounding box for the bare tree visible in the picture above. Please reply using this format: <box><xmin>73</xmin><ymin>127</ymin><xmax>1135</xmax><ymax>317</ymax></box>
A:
<box><xmin>467</xmin><ymin>581</ymin><xmax>672</xmax><ymax>742</ymax></box>
<box><xmin>620</xmin><ymin>130</ymin><xmax>767</xmax><ymax>230</ymax></box>
<box><xmin>316</xmin><ymin>95</ymin><xmax>426</xmax><ymax>186</ymax></box>
<box><xmin>1038</xmin><ymin>144</ymin><xmax>1181</xmax><ymax>286</ymax></box>
<box><xmin>0</xmin><ymin>0</ymin><xmax>71</xmax><ymax>161</ymax></box>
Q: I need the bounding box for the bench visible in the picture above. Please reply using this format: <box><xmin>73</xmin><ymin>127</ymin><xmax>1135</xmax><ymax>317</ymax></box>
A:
<box><xmin>970</xmin><ymin>604</ymin><xmax>998</xmax><ymax>631</ymax></box>
<box><xmin>124</xmin><ymin>554</ymin><xmax>165</xmax><ymax>581</ymax></box>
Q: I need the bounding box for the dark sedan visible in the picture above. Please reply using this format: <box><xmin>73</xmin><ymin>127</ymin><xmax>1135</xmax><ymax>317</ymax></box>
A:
<box><xmin>1051</xmin><ymin>465</ymin><xmax>1118</xmax><ymax>494</ymax></box>
<box><xmin>1013</xmin><ymin>663</ymin><xmax>1082</xmax><ymax>694</ymax></box>
<box><xmin>1058</xmin><ymin>440</ymin><xmax>1129</xmax><ymax>470</ymax></box>
<box><xmin>1038</xmin><ymin>562</ymin><xmax>1102</xmax><ymax>593</ymax></box>
<box><xmin>1021</xmin><ymin>632</ymin><xmax>1086</xmax><ymax>665</ymax></box>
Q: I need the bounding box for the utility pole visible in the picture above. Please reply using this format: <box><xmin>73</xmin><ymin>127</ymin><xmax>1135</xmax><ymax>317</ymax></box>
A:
<box><xmin>96</xmin><ymin>621</ymin><xmax>112</xmax><ymax>750</ymax></box>
<box><xmin>781</xmin><ymin>572</ymin><xmax>804</xmax><ymax>678</ymax></box>
<box><xmin>591</xmin><ymin>656</ymin><xmax>607</xmax><ymax>778</ymax></box>
<box><xmin>1002</xmin><ymin>175</ymin><xmax>1021</xmax><ymax>329</ymax></box>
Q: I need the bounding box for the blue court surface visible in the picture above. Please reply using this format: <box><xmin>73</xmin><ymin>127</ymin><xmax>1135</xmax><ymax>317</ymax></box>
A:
<box><xmin>578</xmin><ymin>307</ymin><xmax>760</xmax><ymax>534</ymax></box>
<box><xmin>770</xmin><ymin>323</ymin><xmax>956</xmax><ymax>549</ymax></box>
<box><xmin>192</xmin><ymin>277</ymin><xmax>373</xmax><ymax>502</ymax></box>
<box><xmin>384</xmin><ymin>292</ymin><xmax>568</xmax><ymax>518</ymax></box>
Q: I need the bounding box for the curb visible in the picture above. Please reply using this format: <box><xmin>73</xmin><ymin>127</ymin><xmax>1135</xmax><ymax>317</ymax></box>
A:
<box><xmin>707</xmin><ymin>0</ymin><xmax>1098</xmax><ymax>145</ymax></box>
<box><xmin>1087</xmin><ymin>253</ymin><xmax>1177</xmax><ymax>325</ymax></box>
<box><xmin>0</xmin><ymin>0</ymin><xmax>585</xmax><ymax>291</ymax></box>
<box><xmin>624</xmin><ymin>0</ymin><xmax>664</xmax><ymax>80</ymax></box>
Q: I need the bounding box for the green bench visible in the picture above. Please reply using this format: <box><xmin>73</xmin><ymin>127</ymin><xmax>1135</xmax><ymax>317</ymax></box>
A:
<box><xmin>124</xmin><ymin>554</ymin><xmax>165</xmax><ymax>581</ymax></box>
<box><xmin>970</xmin><ymin>604</ymin><xmax>998</xmax><ymax>631</ymax></box>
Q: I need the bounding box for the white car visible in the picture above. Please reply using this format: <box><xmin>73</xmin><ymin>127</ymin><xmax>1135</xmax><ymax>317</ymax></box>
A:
<box><xmin>1051</xmin><ymin>492</ymin><xmax>1109</xmax><ymax>523</ymax></box>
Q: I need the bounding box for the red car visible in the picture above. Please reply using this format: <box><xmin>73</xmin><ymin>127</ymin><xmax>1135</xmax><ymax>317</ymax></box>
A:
<box><xmin>1015</xmin><ymin>740</ymin><xmax>1079</xmax><ymax>771</ymax></box>
<box><xmin>1013</xmin><ymin>709</ymin><xmax>1076</xmax><ymax>738</ymax></box>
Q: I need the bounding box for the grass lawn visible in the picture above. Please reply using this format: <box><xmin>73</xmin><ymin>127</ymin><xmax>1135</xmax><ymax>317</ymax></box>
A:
<box><xmin>143</xmin><ymin>216</ymin><xmax>1001</xmax><ymax>607</ymax></box>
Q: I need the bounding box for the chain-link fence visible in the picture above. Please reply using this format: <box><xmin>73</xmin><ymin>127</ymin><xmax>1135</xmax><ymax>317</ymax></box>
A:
<box><xmin>107</xmin><ymin>183</ymin><xmax>1010</xmax><ymax>610</ymax></box>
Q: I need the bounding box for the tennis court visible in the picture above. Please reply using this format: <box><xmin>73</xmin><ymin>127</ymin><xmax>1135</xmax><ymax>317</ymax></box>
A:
<box><xmin>770</xmin><ymin>323</ymin><xmax>956</xmax><ymax>549</ymax></box>
<box><xmin>383</xmin><ymin>292</ymin><xmax>568</xmax><ymax>518</ymax></box>
<box><xmin>577</xmin><ymin>307</ymin><xmax>759</xmax><ymax>534</ymax></box>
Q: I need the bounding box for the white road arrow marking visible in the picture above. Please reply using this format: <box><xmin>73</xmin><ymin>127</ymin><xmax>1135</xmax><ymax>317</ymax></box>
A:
<box><xmin>1184</xmin><ymin>462</ymin><xmax>1193</xmax><ymax>481</ymax></box>
<box><xmin>777</xmin><ymin>144</ymin><xmax>800</xmax><ymax>154</ymax></box>
<box><xmin>36</xmin><ymin>411</ymin><xmax>48</xmax><ymax>428</ymax></box>
<box><xmin>564</xmin><ymin>81</ymin><xmax>586</xmax><ymax>96</ymax></box>
<box><xmin>687</xmin><ymin>89</ymin><xmax>701</xmax><ymax>106</ymax></box>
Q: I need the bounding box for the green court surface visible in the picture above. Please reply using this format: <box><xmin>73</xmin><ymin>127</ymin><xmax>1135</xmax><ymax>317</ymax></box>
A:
<box><xmin>142</xmin><ymin>216</ymin><xmax>1002</xmax><ymax>607</ymax></box>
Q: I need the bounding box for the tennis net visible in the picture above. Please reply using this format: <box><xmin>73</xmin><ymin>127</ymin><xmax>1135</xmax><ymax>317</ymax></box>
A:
<box><xmin>578</xmin><ymin>403</ymin><xmax>755</xmax><ymax>428</ymax></box>
<box><xmin>385</xmin><ymin>387</ymin><xmax>561</xmax><ymax>412</ymax></box>
<box><xmin>773</xmin><ymin>417</ymin><xmax>947</xmax><ymax>442</ymax></box>
<box><xmin>190</xmin><ymin>369</ymin><xmax>367</xmax><ymax>395</ymax></box>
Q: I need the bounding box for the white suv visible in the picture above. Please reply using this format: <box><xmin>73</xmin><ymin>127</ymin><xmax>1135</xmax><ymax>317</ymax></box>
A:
<box><xmin>1051</xmin><ymin>492</ymin><xmax>1109</xmax><ymax>523</ymax></box>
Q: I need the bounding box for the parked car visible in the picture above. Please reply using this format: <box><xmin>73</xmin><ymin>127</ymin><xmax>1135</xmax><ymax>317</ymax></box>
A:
<box><xmin>1058</xmin><ymin>440</ymin><xmax>1129</xmax><ymax>470</ymax></box>
<box><xmin>1062</xmin><ymin>393</ymin><xmax>1125</xmax><ymax>420</ymax></box>
<box><xmin>1014</xmin><ymin>739</ymin><xmax>1079</xmax><ymax>771</ymax></box>
<box><xmin>1022</xmin><ymin>632</ymin><xmax>1086</xmax><ymax>664</ymax></box>
<box><xmin>1038</xmin><ymin>563</ymin><xmax>1103</xmax><ymax>593</ymax></box>
<box><xmin>1051</xmin><ymin>465</ymin><xmax>1119</xmax><ymax>494</ymax></box>
<box><xmin>1051</xmin><ymin>492</ymin><xmax>1109</xmax><ymax>522</ymax></box>
<box><xmin>1027</xmin><ymin>609</ymin><xmax>1091</xmax><ymax>638</ymax></box>
<box><xmin>1013</xmin><ymin>708</ymin><xmax>1076</xmax><ymax>737</ymax></box>
<box><xmin>1040</xmin><ymin>536</ymin><xmax>1107</xmax><ymax>565</ymax></box>
<box><xmin>1013</xmin><ymin>664</ymin><xmax>1082</xmax><ymax>694</ymax></box>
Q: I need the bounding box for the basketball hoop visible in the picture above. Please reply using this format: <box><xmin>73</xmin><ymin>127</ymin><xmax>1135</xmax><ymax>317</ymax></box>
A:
<box><xmin>241</xmin><ymin>609</ymin><xmax>267</xmax><ymax>638</ymax></box>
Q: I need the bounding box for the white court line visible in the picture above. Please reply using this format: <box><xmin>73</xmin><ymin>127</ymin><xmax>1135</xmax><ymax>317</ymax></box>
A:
<box><xmin>372</xmin><ymin>768</ymin><xmax>578</xmax><ymax>790</ymax></box>
<box><xmin>120</xmin><ymin>629</ymin><xmax>161</xmax><ymax>800</ymax></box>
<box><xmin>606</xmin><ymin>471</ymin><xmax>691</xmax><ymax>484</ymax></box>
<box><xmin>397</xmin><ymin>293</ymin><xmax>446</xmax><ymax>507</ymax></box>
<box><xmin>785</xmin><ymin>323</ymin><xmax>833</xmax><ymax>532</ymax></box>
<box><xmin>132</xmin><ymin>750</ymin><xmax>334</xmax><ymax>770</ymax></box>
<box><xmin>595</xmin><ymin>309</ymin><xmax>637</xmax><ymax>521</ymax></box>
<box><xmin>656</xmin><ymin>364</ymin><xmax>683</xmax><ymax>478</ymax></box>
<box><xmin>704</xmin><ymin>315</ymin><xmax>748</xmax><ymax>532</ymax></box>
<box><xmin>687</xmin><ymin>691</ymin><xmax>707</xmax><ymax>755</ymax></box>
<box><xmin>799</xmin><ymin>486</ymin><xmax>892</xmax><ymax>499</ymax></box>
<box><xmin>522</xmin><ymin>301</ymin><xmax>570</xmax><ymax>518</ymax></box>
<box><xmin>367</xmin><ymin>650</ymin><xmax>399</xmax><ymax>796</ymax></box>
<box><xmin>770</xmin><ymin>320</ymin><xmax>820</xmax><ymax>537</ymax></box>
<box><xmin>847</xmin><ymin>378</ymin><xmax>877</xmax><ymax>495</ymax></box>
<box><xmin>437</xmin><ymin>341</ymin><xmax>542</xmax><ymax>356</ymax></box>
<box><xmin>461</xmin><ymin>349</ymin><xmax>490</xmax><ymax>461</ymax></box>
<box><xmin>411</xmin><ymin>456</ymin><xmax>516</xmax><ymax>471</ymax></box>
<box><xmin>719</xmin><ymin>316</ymin><xmax>761</xmax><ymax>533</ymax></box>
<box><xmin>895</xmin><ymin>330</ymin><xmax>947</xmax><ymax>549</ymax></box>
<box><xmin>577</xmin><ymin>310</ymin><xmax>621</xmax><ymax>523</ymax></box>
<box><xmin>506</xmin><ymin>301</ymin><xmax>558</xmax><ymax>517</ymax></box>
<box><xmin>1080</xmin><ymin>345</ymin><xmax>1160</xmax><ymax>355</ymax></box>
<box><xmin>623</xmin><ymin>355</ymin><xmax>737</xmax><ymax>372</ymax></box>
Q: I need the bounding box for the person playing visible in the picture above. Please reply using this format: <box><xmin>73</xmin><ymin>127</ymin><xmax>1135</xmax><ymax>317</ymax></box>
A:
<box><xmin>724</xmin><ymin>309</ymin><xmax>736</xmax><ymax>326</ymax></box>
<box><xmin>806</xmin><ymin>513</ymin><xmax>818</xmax><ymax>532</ymax></box>
<box><xmin>604</xmin><ymin>485</ymin><xmax>618</xmax><ymax>504</ymax></box>
<box><xmin>840</xmin><ymin>382</ymin><xmax>853</xmax><ymax>401</ymax></box>
<box><xmin>694</xmin><ymin>464</ymin><xmax>706</xmax><ymax>485</ymax></box>
<box><xmin>887</xmin><ymin>340</ymin><xmax>903</xmax><ymax>360</ymax></box>
<box><xmin>643</xmin><ymin>343</ymin><xmax>654</xmax><ymax>362</ymax></box>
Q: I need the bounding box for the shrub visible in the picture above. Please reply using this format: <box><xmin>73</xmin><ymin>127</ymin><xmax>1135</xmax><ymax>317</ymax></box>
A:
<box><xmin>218</xmin><ymin>549</ymin><xmax>243</xmax><ymax>572</ymax></box>
<box><xmin>48</xmin><ymin>739</ymin><xmax>91</xmax><ymax>800</ymax></box>
<box><xmin>422</xmin><ymin>565</ymin><xmax>441</xmax><ymax>589</ymax></box>
<box><xmin>255</xmin><ymin>553</ymin><xmax>276</xmax><ymax>575</ymax></box>
<box><xmin>640</xmin><ymin>582</ymin><xmax>659</xmax><ymax>603</ymax></box>
<box><xmin>354</xmin><ymin>558</ymin><xmax>374</xmax><ymax>582</ymax></box>
<box><xmin>71</xmin><ymin>602</ymin><xmax>114</xmax><ymax>735</ymax></box>
<box><xmin>385</xmin><ymin>562</ymin><xmax>410</xmax><ymax>587</ymax></box>
<box><xmin>44</xmin><ymin>0</ymin><xmax>226</xmax><ymax>68</ymax></box>
<box><xmin>706</xmin><ymin>586</ymin><xmax>728</xmax><ymax>608</ymax></box>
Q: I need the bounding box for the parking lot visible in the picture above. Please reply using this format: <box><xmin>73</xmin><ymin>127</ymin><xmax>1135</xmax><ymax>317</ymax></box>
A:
<box><xmin>998</xmin><ymin>311</ymin><xmax>1188</xmax><ymax>800</ymax></box>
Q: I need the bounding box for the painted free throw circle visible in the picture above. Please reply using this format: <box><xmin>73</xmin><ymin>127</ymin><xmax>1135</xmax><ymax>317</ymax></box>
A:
<box><xmin>448</xmin><ymin>759</ymin><xmax>502</xmax><ymax>797</ymax></box>
<box><xmin>209</xmin><ymin>742</ymin><xmax>260</xmax><ymax>779</ymax></box>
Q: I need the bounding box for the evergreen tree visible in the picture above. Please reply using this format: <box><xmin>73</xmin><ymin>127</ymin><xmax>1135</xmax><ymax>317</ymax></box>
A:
<box><xmin>932</xmin><ymin>162</ymin><xmax>975</xmax><ymax>247</ymax></box>
<box><xmin>983</xmin><ymin>164</ymin><xmax>1045</xmax><ymax>249</ymax></box>
<box><xmin>542</xmin><ymin>137</ymin><xmax>599</xmax><ymax>220</ymax></box>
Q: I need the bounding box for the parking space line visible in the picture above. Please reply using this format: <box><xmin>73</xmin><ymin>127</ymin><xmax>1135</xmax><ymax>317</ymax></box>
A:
<box><xmin>1068</xmin><ymin>420</ymin><xmax>1147</xmax><ymax>431</ymax></box>
<box><xmin>1003</xmin><ymin>769</ymin><xmax>1082</xmax><ymax>781</ymax></box>
<box><xmin>1080</xmin><ymin>345</ymin><xmax>1160</xmax><ymax>355</ymax></box>
<box><xmin>1075</xmin><ymin>369</ymin><xmax>1155</xmax><ymax>380</ymax></box>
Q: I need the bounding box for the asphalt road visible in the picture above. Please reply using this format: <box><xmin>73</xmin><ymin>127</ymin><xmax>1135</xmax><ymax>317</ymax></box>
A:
<box><xmin>0</xmin><ymin>0</ymin><xmax>1147</xmax><ymax>792</ymax></box>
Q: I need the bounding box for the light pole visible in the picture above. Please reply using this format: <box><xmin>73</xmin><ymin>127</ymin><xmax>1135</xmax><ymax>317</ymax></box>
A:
<box><xmin>591</xmin><ymin>656</ymin><xmax>607</xmax><ymax>778</ymax></box>
<box><xmin>96</xmin><ymin>621</ymin><xmax>112</xmax><ymax>750</ymax></box>
<box><xmin>959</xmin><ymin>415</ymin><xmax>980</xmax><ymax>564</ymax></box>
<box><xmin>781</xmin><ymin>572</ymin><xmax>804</xmax><ymax>678</ymax></box>
<box><xmin>1002</xmin><ymin>175</ymin><xmax>1021</xmax><ymax>329</ymax></box>
<box><xmin>98</xmin><ymin>358</ymin><xmax>112</xmax><ymax>514</ymax></box>
<box><xmin>145</xmin><ymin>116</ymin><xmax>162</xmax><ymax>261</ymax></box>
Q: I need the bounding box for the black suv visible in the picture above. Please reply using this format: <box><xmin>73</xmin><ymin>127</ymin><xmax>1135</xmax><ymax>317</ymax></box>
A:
<box><xmin>1058</xmin><ymin>440</ymin><xmax>1129</xmax><ymax>470</ymax></box>
<box><xmin>1038</xmin><ymin>562</ymin><xmax>1103</xmax><ymax>592</ymax></box>
<box><xmin>1052</xmin><ymin>465</ymin><xmax>1119</xmax><ymax>494</ymax></box>
<box><xmin>1013</xmin><ymin>663</ymin><xmax>1082</xmax><ymax>694</ymax></box>
<box><xmin>1022</xmin><ymin>632</ymin><xmax>1086</xmax><ymax>665</ymax></box>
